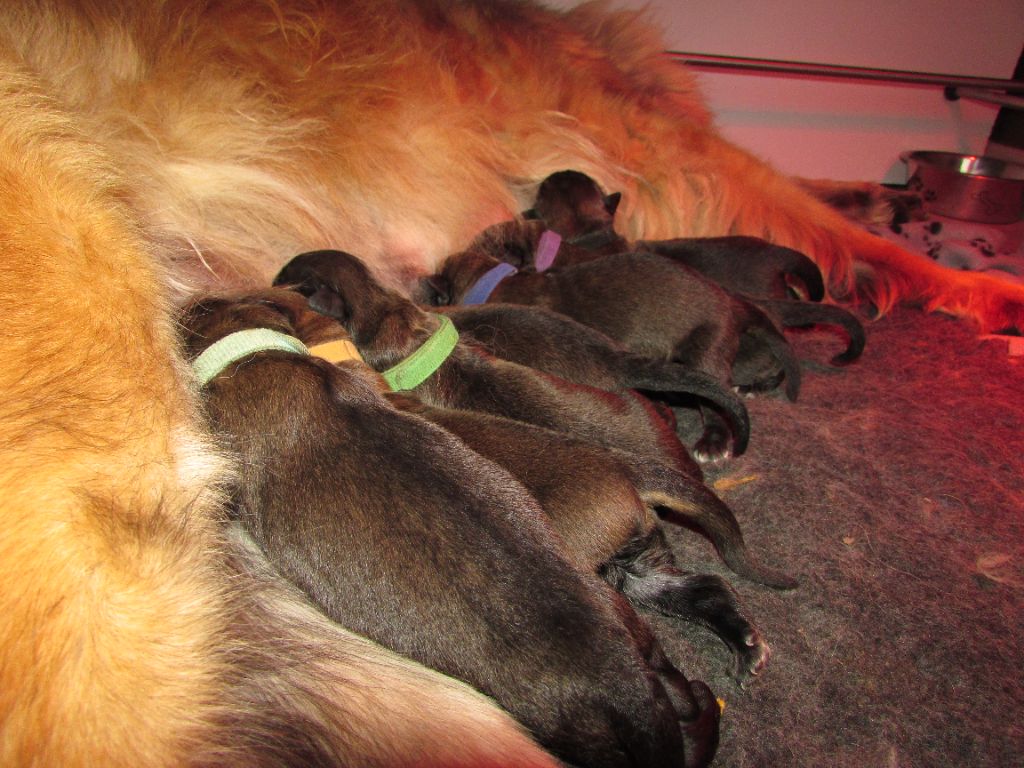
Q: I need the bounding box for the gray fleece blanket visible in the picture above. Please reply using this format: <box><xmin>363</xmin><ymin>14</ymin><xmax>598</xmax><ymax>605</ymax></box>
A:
<box><xmin>659</xmin><ymin>305</ymin><xmax>1023</xmax><ymax>768</ymax></box>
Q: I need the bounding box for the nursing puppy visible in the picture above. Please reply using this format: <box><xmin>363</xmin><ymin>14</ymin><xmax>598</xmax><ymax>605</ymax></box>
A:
<box><xmin>181</xmin><ymin>289</ymin><xmax>721</xmax><ymax>768</ymax></box>
<box><xmin>526</xmin><ymin>169</ymin><xmax>827</xmax><ymax>301</ymax></box>
<box><xmin>438</xmin><ymin>302</ymin><xmax>752</xmax><ymax>457</ymax></box>
<box><xmin>425</xmin><ymin>244</ymin><xmax>802</xmax><ymax>461</ymax></box>
<box><xmin>395</xmin><ymin>395</ymin><xmax>783</xmax><ymax>683</ymax></box>
<box><xmin>275</xmin><ymin>250</ymin><xmax>707</xmax><ymax>482</ymax></box>
<box><xmin>524</xmin><ymin>171</ymin><xmax>866</xmax><ymax>364</ymax></box>
<box><xmin>274</xmin><ymin>251</ymin><xmax>797</xmax><ymax>589</ymax></box>
<box><xmin>471</xmin><ymin>215</ymin><xmax>865</xmax><ymax>374</ymax></box>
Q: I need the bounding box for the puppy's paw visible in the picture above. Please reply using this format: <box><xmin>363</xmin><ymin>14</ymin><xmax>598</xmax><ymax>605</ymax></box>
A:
<box><xmin>693</xmin><ymin>428</ymin><xmax>732</xmax><ymax>463</ymax></box>
<box><xmin>680</xmin><ymin>680</ymin><xmax>721</xmax><ymax>768</ymax></box>
<box><xmin>734</xmin><ymin>629</ymin><xmax>771</xmax><ymax>687</ymax></box>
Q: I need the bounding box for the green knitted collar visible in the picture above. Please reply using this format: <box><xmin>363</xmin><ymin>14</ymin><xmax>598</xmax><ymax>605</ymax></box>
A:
<box><xmin>381</xmin><ymin>315</ymin><xmax>458</xmax><ymax>391</ymax></box>
<box><xmin>192</xmin><ymin>328</ymin><xmax>309</xmax><ymax>386</ymax></box>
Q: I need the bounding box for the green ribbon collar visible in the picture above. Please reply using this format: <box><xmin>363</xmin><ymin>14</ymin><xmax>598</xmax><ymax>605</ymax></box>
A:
<box><xmin>381</xmin><ymin>315</ymin><xmax>458</xmax><ymax>391</ymax></box>
<box><xmin>192</xmin><ymin>328</ymin><xmax>309</xmax><ymax>386</ymax></box>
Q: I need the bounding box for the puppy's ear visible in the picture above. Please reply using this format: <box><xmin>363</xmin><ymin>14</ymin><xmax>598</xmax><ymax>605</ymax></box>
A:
<box><xmin>418</xmin><ymin>275</ymin><xmax>452</xmax><ymax>307</ymax></box>
<box><xmin>604</xmin><ymin>192</ymin><xmax>621</xmax><ymax>217</ymax></box>
<box><xmin>307</xmin><ymin>284</ymin><xmax>351</xmax><ymax>322</ymax></box>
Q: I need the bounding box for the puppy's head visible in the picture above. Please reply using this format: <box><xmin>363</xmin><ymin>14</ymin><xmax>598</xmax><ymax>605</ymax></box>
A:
<box><xmin>180</xmin><ymin>289</ymin><xmax>310</xmax><ymax>359</ymax></box>
<box><xmin>182</xmin><ymin>287</ymin><xmax>348</xmax><ymax>355</ymax></box>
<box><xmin>275</xmin><ymin>250</ymin><xmax>435</xmax><ymax>367</ymax></box>
<box><xmin>414</xmin><ymin>245</ymin><xmax>505</xmax><ymax>308</ymax></box>
<box><xmin>526</xmin><ymin>170</ymin><xmax>620</xmax><ymax>237</ymax></box>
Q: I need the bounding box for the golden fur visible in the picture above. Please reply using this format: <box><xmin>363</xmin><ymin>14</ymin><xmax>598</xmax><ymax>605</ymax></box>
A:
<box><xmin>2</xmin><ymin>1</ymin><xmax>1022</xmax><ymax>765</ymax></box>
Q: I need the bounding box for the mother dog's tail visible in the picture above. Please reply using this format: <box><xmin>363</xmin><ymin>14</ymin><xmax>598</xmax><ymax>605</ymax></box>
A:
<box><xmin>550</xmin><ymin>3</ymin><xmax>1024</xmax><ymax>334</ymax></box>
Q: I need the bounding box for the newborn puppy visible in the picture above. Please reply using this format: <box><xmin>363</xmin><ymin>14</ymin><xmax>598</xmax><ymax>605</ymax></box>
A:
<box><xmin>525</xmin><ymin>170</ymin><xmax>866</xmax><ymax>365</ymax></box>
<box><xmin>423</xmin><ymin>242</ymin><xmax>802</xmax><ymax>462</ymax></box>
<box><xmin>275</xmin><ymin>250</ymin><xmax>708</xmax><ymax>482</ymax></box>
<box><xmin>274</xmin><ymin>252</ymin><xmax>801</xmax><ymax>591</ymax></box>
<box><xmin>436</xmin><ymin>302</ymin><xmax>752</xmax><ymax>457</ymax></box>
<box><xmin>468</xmin><ymin>216</ymin><xmax>863</xmax><ymax>373</ymax></box>
<box><xmin>392</xmin><ymin>394</ymin><xmax>788</xmax><ymax>682</ymax></box>
<box><xmin>181</xmin><ymin>289</ymin><xmax>721</xmax><ymax>768</ymax></box>
<box><xmin>526</xmin><ymin>169</ymin><xmax>826</xmax><ymax>301</ymax></box>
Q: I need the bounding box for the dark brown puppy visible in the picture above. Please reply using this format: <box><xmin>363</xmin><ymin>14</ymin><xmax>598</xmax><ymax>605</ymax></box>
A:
<box><xmin>524</xmin><ymin>170</ymin><xmax>866</xmax><ymax>365</ymax></box>
<box><xmin>436</xmin><ymin>302</ymin><xmax>752</xmax><ymax>457</ymax></box>
<box><xmin>273</xmin><ymin>251</ymin><xmax>795</xmax><ymax>593</ymax></box>
<box><xmin>393</xmin><ymin>394</ymin><xmax>783</xmax><ymax>682</ymax></box>
<box><xmin>275</xmin><ymin>250</ymin><xmax>707</xmax><ymax>482</ymax></box>
<box><xmin>525</xmin><ymin>169</ymin><xmax>826</xmax><ymax>301</ymax></box>
<box><xmin>180</xmin><ymin>289</ymin><xmax>721</xmax><ymax>768</ymax></box>
<box><xmin>463</xmin><ymin>217</ymin><xmax>864</xmax><ymax>371</ymax></box>
<box><xmin>422</xmin><ymin>242</ymin><xmax>802</xmax><ymax>462</ymax></box>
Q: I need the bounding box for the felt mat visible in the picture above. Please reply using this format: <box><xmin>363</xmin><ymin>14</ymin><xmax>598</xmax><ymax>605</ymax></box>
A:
<box><xmin>660</xmin><ymin>306</ymin><xmax>1023</xmax><ymax>767</ymax></box>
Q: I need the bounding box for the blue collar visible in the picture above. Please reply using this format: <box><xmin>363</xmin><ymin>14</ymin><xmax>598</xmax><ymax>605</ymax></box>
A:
<box><xmin>461</xmin><ymin>262</ymin><xmax>518</xmax><ymax>305</ymax></box>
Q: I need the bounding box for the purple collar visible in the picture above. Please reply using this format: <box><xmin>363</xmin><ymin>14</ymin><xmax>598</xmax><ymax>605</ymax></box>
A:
<box><xmin>533</xmin><ymin>230</ymin><xmax>562</xmax><ymax>272</ymax></box>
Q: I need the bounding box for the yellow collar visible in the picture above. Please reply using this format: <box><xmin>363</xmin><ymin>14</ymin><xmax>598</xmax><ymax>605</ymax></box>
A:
<box><xmin>307</xmin><ymin>338</ymin><xmax>364</xmax><ymax>363</ymax></box>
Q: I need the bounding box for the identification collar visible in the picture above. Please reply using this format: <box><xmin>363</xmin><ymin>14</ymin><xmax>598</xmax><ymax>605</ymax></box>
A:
<box><xmin>380</xmin><ymin>315</ymin><xmax>459</xmax><ymax>391</ymax></box>
<box><xmin>461</xmin><ymin>262</ymin><xmax>518</xmax><ymax>305</ymax></box>
<box><xmin>192</xmin><ymin>328</ymin><xmax>310</xmax><ymax>386</ymax></box>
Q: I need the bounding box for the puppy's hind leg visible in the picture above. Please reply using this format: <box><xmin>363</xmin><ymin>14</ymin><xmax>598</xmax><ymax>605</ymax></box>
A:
<box><xmin>630</xmin><ymin>461</ymin><xmax>798</xmax><ymax>590</ymax></box>
<box><xmin>669</xmin><ymin>326</ymin><xmax>741</xmax><ymax>463</ymax></box>
<box><xmin>602</xmin><ymin>527</ymin><xmax>770</xmax><ymax>687</ymax></box>
<box><xmin>607</xmin><ymin>591</ymin><xmax>721</xmax><ymax>768</ymax></box>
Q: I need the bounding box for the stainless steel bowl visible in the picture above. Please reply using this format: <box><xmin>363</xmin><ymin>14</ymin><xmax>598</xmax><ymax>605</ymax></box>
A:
<box><xmin>901</xmin><ymin>150</ymin><xmax>1024</xmax><ymax>224</ymax></box>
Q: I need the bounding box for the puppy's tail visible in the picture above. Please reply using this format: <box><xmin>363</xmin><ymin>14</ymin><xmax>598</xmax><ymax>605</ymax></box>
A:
<box><xmin>776</xmin><ymin>243</ymin><xmax>827</xmax><ymax>302</ymax></box>
<box><xmin>628</xmin><ymin>462</ymin><xmax>798</xmax><ymax>590</ymax></box>
<box><xmin>753</xmin><ymin>298</ymin><xmax>867</xmax><ymax>365</ymax></box>
<box><xmin>629</xmin><ymin>359</ymin><xmax>751</xmax><ymax>456</ymax></box>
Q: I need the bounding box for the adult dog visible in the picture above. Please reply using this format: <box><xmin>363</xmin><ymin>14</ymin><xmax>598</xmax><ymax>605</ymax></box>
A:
<box><xmin>3</xmin><ymin>1</ymin><xmax>1023</xmax><ymax>766</ymax></box>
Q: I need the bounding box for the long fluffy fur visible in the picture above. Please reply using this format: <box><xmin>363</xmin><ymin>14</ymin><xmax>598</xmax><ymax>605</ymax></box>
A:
<box><xmin>3</xmin><ymin>0</ymin><xmax>1022</xmax><ymax>765</ymax></box>
<box><xmin>7</xmin><ymin>0</ymin><xmax>1022</xmax><ymax>330</ymax></box>
<box><xmin>0</xmin><ymin>15</ymin><xmax>556</xmax><ymax>765</ymax></box>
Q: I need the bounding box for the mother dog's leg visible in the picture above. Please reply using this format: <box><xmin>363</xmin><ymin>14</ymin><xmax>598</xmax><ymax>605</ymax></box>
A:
<box><xmin>0</xmin><ymin>54</ymin><xmax>556</xmax><ymax>768</ymax></box>
<box><xmin>0</xmin><ymin>54</ymin><xmax>233</xmax><ymax>766</ymax></box>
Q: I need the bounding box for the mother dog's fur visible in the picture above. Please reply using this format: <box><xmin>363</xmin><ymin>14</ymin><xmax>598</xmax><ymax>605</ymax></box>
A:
<box><xmin>4</xmin><ymin>1</ymin><xmax>1023</xmax><ymax>766</ymax></box>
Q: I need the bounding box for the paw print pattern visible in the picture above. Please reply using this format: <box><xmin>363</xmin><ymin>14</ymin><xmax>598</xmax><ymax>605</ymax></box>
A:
<box><xmin>970</xmin><ymin>237</ymin><xmax>995</xmax><ymax>258</ymax></box>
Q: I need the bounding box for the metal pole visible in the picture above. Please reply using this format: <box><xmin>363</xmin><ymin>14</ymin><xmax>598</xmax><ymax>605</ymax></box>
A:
<box><xmin>668</xmin><ymin>51</ymin><xmax>1024</xmax><ymax>95</ymax></box>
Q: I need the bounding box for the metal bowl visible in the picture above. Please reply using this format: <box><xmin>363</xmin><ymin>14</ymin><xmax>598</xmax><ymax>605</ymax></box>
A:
<box><xmin>901</xmin><ymin>150</ymin><xmax>1024</xmax><ymax>224</ymax></box>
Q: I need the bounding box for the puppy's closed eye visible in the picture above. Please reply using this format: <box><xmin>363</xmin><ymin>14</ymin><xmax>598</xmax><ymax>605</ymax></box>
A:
<box><xmin>420</xmin><ymin>275</ymin><xmax>452</xmax><ymax>307</ymax></box>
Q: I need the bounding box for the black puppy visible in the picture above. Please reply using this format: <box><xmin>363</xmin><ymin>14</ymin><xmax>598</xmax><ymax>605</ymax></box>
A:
<box><xmin>525</xmin><ymin>169</ymin><xmax>826</xmax><ymax>301</ymax></box>
<box><xmin>181</xmin><ymin>289</ymin><xmax>721</xmax><ymax>768</ymax></box>
<box><xmin>524</xmin><ymin>170</ymin><xmax>866</xmax><ymax>364</ymax></box>
<box><xmin>276</xmin><ymin>250</ymin><xmax>709</xmax><ymax>480</ymax></box>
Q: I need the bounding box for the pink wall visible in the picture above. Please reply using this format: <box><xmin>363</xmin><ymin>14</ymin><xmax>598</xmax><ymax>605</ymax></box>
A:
<box><xmin>544</xmin><ymin>0</ymin><xmax>1023</xmax><ymax>182</ymax></box>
